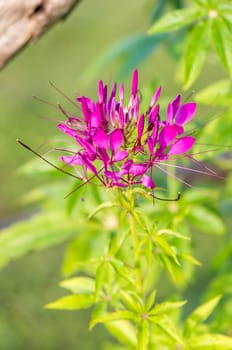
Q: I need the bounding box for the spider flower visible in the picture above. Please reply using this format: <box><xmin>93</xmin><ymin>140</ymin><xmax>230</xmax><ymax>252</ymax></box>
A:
<box><xmin>58</xmin><ymin>69</ymin><xmax>196</xmax><ymax>189</ymax></box>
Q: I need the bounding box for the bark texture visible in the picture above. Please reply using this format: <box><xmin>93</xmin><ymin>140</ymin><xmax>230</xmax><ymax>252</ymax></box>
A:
<box><xmin>0</xmin><ymin>0</ymin><xmax>80</xmax><ymax>69</ymax></box>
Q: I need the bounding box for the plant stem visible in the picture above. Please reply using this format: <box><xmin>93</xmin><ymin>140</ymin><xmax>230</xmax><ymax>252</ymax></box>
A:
<box><xmin>127</xmin><ymin>189</ymin><xmax>143</xmax><ymax>296</ymax></box>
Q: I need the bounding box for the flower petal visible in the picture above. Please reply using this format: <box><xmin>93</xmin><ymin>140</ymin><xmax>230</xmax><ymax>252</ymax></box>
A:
<box><xmin>109</xmin><ymin>129</ymin><xmax>124</xmax><ymax>151</ymax></box>
<box><xmin>60</xmin><ymin>155</ymin><xmax>82</xmax><ymax>165</ymax></box>
<box><xmin>141</xmin><ymin>174</ymin><xmax>156</xmax><ymax>189</ymax></box>
<box><xmin>93</xmin><ymin>129</ymin><xmax>108</xmax><ymax>149</ymax></box>
<box><xmin>131</xmin><ymin>69</ymin><xmax>138</xmax><ymax>96</ymax></box>
<box><xmin>159</xmin><ymin>125</ymin><xmax>178</xmax><ymax>149</ymax></box>
<box><xmin>150</xmin><ymin>86</ymin><xmax>161</xmax><ymax>107</ymax></box>
<box><xmin>171</xmin><ymin>94</ymin><xmax>181</xmax><ymax>117</ymax></box>
<box><xmin>175</xmin><ymin>102</ymin><xmax>196</xmax><ymax>125</ymax></box>
<box><xmin>137</xmin><ymin>114</ymin><xmax>145</xmax><ymax>140</ymax></box>
<box><xmin>57</xmin><ymin>124</ymin><xmax>77</xmax><ymax>138</ymax></box>
<box><xmin>168</xmin><ymin>136</ymin><xmax>195</xmax><ymax>155</ymax></box>
<box><xmin>114</xmin><ymin>150</ymin><xmax>128</xmax><ymax>162</ymax></box>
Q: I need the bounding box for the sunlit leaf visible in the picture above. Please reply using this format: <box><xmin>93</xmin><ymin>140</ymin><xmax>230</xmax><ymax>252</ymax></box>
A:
<box><xmin>151</xmin><ymin>315</ymin><xmax>183</xmax><ymax>344</ymax></box>
<box><xmin>195</xmin><ymin>79</ymin><xmax>232</xmax><ymax>105</ymax></box>
<box><xmin>184</xmin><ymin>295</ymin><xmax>221</xmax><ymax>335</ymax></box>
<box><xmin>90</xmin><ymin>310</ymin><xmax>136</xmax><ymax>330</ymax></box>
<box><xmin>60</xmin><ymin>277</ymin><xmax>95</xmax><ymax>294</ymax></box>
<box><xmin>45</xmin><ymin>294</ymin><xmax>95</xmax><ymax>310</ymax></box>
<box><xmin>211</xmin><ymin>17</ymin><xmax>232</xmax><ymax>78</ymax></box>
<box><xmin>190</xmin><ymin>333</ymin><xmax>232</xmax><ymax>349</ymax></box>
<box><xmin>145</xmin><ymin>290</ymin><xmax>157</xmax><ymax>312</ymax></box>
<box><xmin>106</xmin><ymin>320</ymin><xmax>137</xmax><ymax>348</ymax></box>
<box><xmin>149</xmin><ymin>300</ymin><xmax>186</xmax><ymax>316</ymax></box>
<box><xmin>184</xmin><ymin>20</ymin><xmax>209</xmax><ymax>89</ymax></box>
<box><xmin>88</xmin><ymin>202</ymin><xmax>119</xmax><ymax>219</ymax></box>
<box><xmin>148</xmin><ymin>8</ymin><xmax>201</xmax><ymax>34</ymax></box>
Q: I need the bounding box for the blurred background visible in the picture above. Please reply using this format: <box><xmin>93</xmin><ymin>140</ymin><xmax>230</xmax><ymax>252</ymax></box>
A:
<box><xmin>0</xmin><ymin>0</ymin><xmax>230</xmax><ymax>349</ymax></box>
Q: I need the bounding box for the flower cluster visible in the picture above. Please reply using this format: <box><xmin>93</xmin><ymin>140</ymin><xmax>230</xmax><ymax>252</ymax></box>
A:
<box><xmin>58</xmin><ymin>69</ymin><xmax>196</xmax><ymax>189</ymax></box>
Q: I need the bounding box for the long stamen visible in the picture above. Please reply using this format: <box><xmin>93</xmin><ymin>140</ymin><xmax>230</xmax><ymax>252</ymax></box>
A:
<box><xmin>16</xmin><ymin>139</ymin><xmax>82</xmax><ymax>180</ymax></box>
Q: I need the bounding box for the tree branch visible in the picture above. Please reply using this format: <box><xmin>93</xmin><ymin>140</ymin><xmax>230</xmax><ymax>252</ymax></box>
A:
<box><xmin>0</xmin><ymin>0</ymin><xmax>81</xmax><ymax>69</ymax></box>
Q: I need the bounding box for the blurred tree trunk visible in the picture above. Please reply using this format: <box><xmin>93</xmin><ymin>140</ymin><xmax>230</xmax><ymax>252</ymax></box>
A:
<box><xmin>0</xmin><ymin>0</ymin><xmax>81</xmax><ymax>69</ymax></box>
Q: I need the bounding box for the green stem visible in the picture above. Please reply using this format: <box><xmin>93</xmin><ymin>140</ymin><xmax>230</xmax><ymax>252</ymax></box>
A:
<box><xmin>127</xmin><ymin>189</ymin><xmax>143</xmax><ymax>296</ymax></box>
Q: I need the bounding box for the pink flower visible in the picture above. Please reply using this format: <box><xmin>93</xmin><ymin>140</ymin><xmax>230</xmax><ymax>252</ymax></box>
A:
<box><xmin>57</xmin><ymin>69</ymin><xmax>197</xmax><ymax>190</ymax></box>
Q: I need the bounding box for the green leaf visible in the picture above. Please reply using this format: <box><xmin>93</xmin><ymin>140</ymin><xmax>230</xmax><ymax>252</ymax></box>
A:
<box><xmin>82</xmin><ymin>33</ymin><xmax>165</xmax><ymax>83</ymax></box>
<box><xmin>184</xmin><ymin>19</ymin><xmax>209</xmax><ymax>89</ymax></box>
<box><xmin>187</xmin><ymin>205</ymin><xmax>226</xmax><ymax>235</ymax></box>
<box><xmin>88</xmin><ymin>202</ymin><xmax>119</xmax><ymax>219</ymax></box>
<box><xmin>154</xmin><ymin>235</ymin><xmax>180</xmax><ymax>266</ymax></box>
<box><xmin>145</xmin><ymin>290</ymin><xmax>157</xmax><ymax>312</ymax></box>
<box><xmin>149</xmin><ymin>300</ymin><xmax>186</xmax><ymax>316</ymax></box>
<box><xmin>181</xmin><ymin>252</ymin><xmax>202</xmax><ymax>266</ymax></box>
<box><xmin>137</xmin><ymin>320</ymin><xmax>149</xmax><ymax>350</ymax></box>
<box><xmin>148</xmin><ymin>8</ymin><xmax>201</xmax><ymax>34</ymax></box>
<box><xmin>106</xmin><ymin>320</ymin><xmax>137</xmax><ymax>348</ymax></box>
<box><xmin>211</xmin><ymin>17</ymin><xmax>232</xmax><ymax>78</ymax></box>
<box><xmin>190</xmin><ymin>333</ymin><xmax>232</xmax><ymax>349</ymax></box>
<box><xmin>157</xmin><ymin>229</ymin><xmax>190</xmax><ymax>240</ymax></box>
<box><xmin>90</xmin><ymin>310</ymin><xmax>136</xmax><ymax>330</ymax></box>
<box><xmin>60</xmin><ymin>277</ymin><xmax>95</xmax><ymax>294</ymax></box>
<box><xmin>111</xmin><ymin>259</ymin><xmax>136</xmax><ymax>285</ymax></box>
<box><xmin>0</xmin><ymin>211</ymin><xmax>81</xmax><ymax>269</ymax></box>
<box><xmin>184</xmin><ymin>295</ymin><xmax>221</xmax><ymax>334</ymax></box>
<box><xmin>45</xmin><ymin>294</ymin><xmax>95</xmax><ymax>310</ymax></box>
<box><xmin>151</xmin><ymin>316</ymin><xmax>183</xmax><ymax>344</ymax></box>
<box><xmin>195</xmin><ymin>79</ymin><xmax>232</xmax><ymax>105</ymax></box>
<box><xmin>120</xmin><ymin>290</ymin><xmax>143</xmax><ymax>312</ymax></box>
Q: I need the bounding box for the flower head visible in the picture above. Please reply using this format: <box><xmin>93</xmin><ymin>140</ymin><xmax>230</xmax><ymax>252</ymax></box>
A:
<box><xmin>58</xmin><ymin>69</ymin><xmax>197</xmax><ymax>190</ymax></box>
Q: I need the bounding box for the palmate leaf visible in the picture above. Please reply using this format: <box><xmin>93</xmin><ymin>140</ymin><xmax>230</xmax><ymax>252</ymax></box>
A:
<box><xmin>211</xmin><ymin>17</ymin><xmax>232</xmax><ymax>78</ymax></box>
<box><xmin>0</xmin><ymin>210</ymin><xmax>81</xmax><ymax>269</ymax></box>
<box><xmin>184</xmin><ymin>19</ymin><xmax>209</xmax><ymax>89</ymax></box>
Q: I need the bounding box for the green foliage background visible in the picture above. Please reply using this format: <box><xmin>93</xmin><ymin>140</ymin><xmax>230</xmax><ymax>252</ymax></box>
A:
<box><xmin>0</xmin><ymin>0</ymin><xmax>232</xmax><ymax>349</ymax></box>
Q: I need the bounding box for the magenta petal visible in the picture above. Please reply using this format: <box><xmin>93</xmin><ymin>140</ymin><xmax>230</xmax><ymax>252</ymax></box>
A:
<box><xmin>93</xmin><ymin>129</ymin><xmax>108</xmax><ymax>149</ymax></box>
<box><xmin>98</xmin><ymin>80</ymin><xmax>104</xmax><ymax>103</ymax></box>
<box><xmin>166</xmin><ymin>103</ymin><xmax>173</xmax><ymax>124</ymax></box>
<box><xmin>114</xmin><ymin>150</ymin><xmax>128</xmax><ymax>162</ymax></box>
<box><xmin>171</xmin><ymin>95</ymin><xmax>181</xmax><ymax>117</ymax></box>
<box><xmin>168</xmin><ymin>136</ymin><xmax>195</xmax><ymax>155</ymax></box>
<box><xmin>148</xmin><ymin>104</ymin><xmax>159</xmax><ymax>125</ymax></box>
<box><xmin>137</xmin><ymin>114</ymin><xmax>145</xmax><ymax>140</ymax></box>
<box><xmin>131</xmin><ymin>164</ymin><xmax>147</xmax><ymax>177</ymax></box>
<box><xmin>150</xmin><ymin>86</ymin><xmax>161</xmax><ymax>107</ymax></box>
<box><xmin>131</xmin><ymin>69</ymin><xmax>138</xmax><ymax>96</ymax></box>
<box><xmin>141</xmin><ymin>174</ymin><xmax>155</xmax><ymax>189</ymax></box>
<box><xmin>109</xmin><ymin>129</ymin><xmax>124</xmax><ymax>151</ymax></box>
<box><xmin>147</xmin><ymin>137</ymin><xmax>154</xmax><ymax>154</ymax></box>
<box><xmin>159</xmin><ymin>125</ymin><xmax>178</xmax><ymax>149</ymax></box>
<box><xmin>79</xmin><ymin>96</ymin><xmax>90</xmax><ymax>123</ymax></box>
<box><xmin>57</xmin><ymin>124</ymin><xmax>77</xmax><ymax>138</ymax></box>
<box><xmin>175</xmin><ymin>102</ymin><xmax>196</xmax><ymax>125</ymax></box>
<box><xmin>60</xmin><ymin>155</ymin><xmax>82</xmax><ymax>165</ymax></box>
